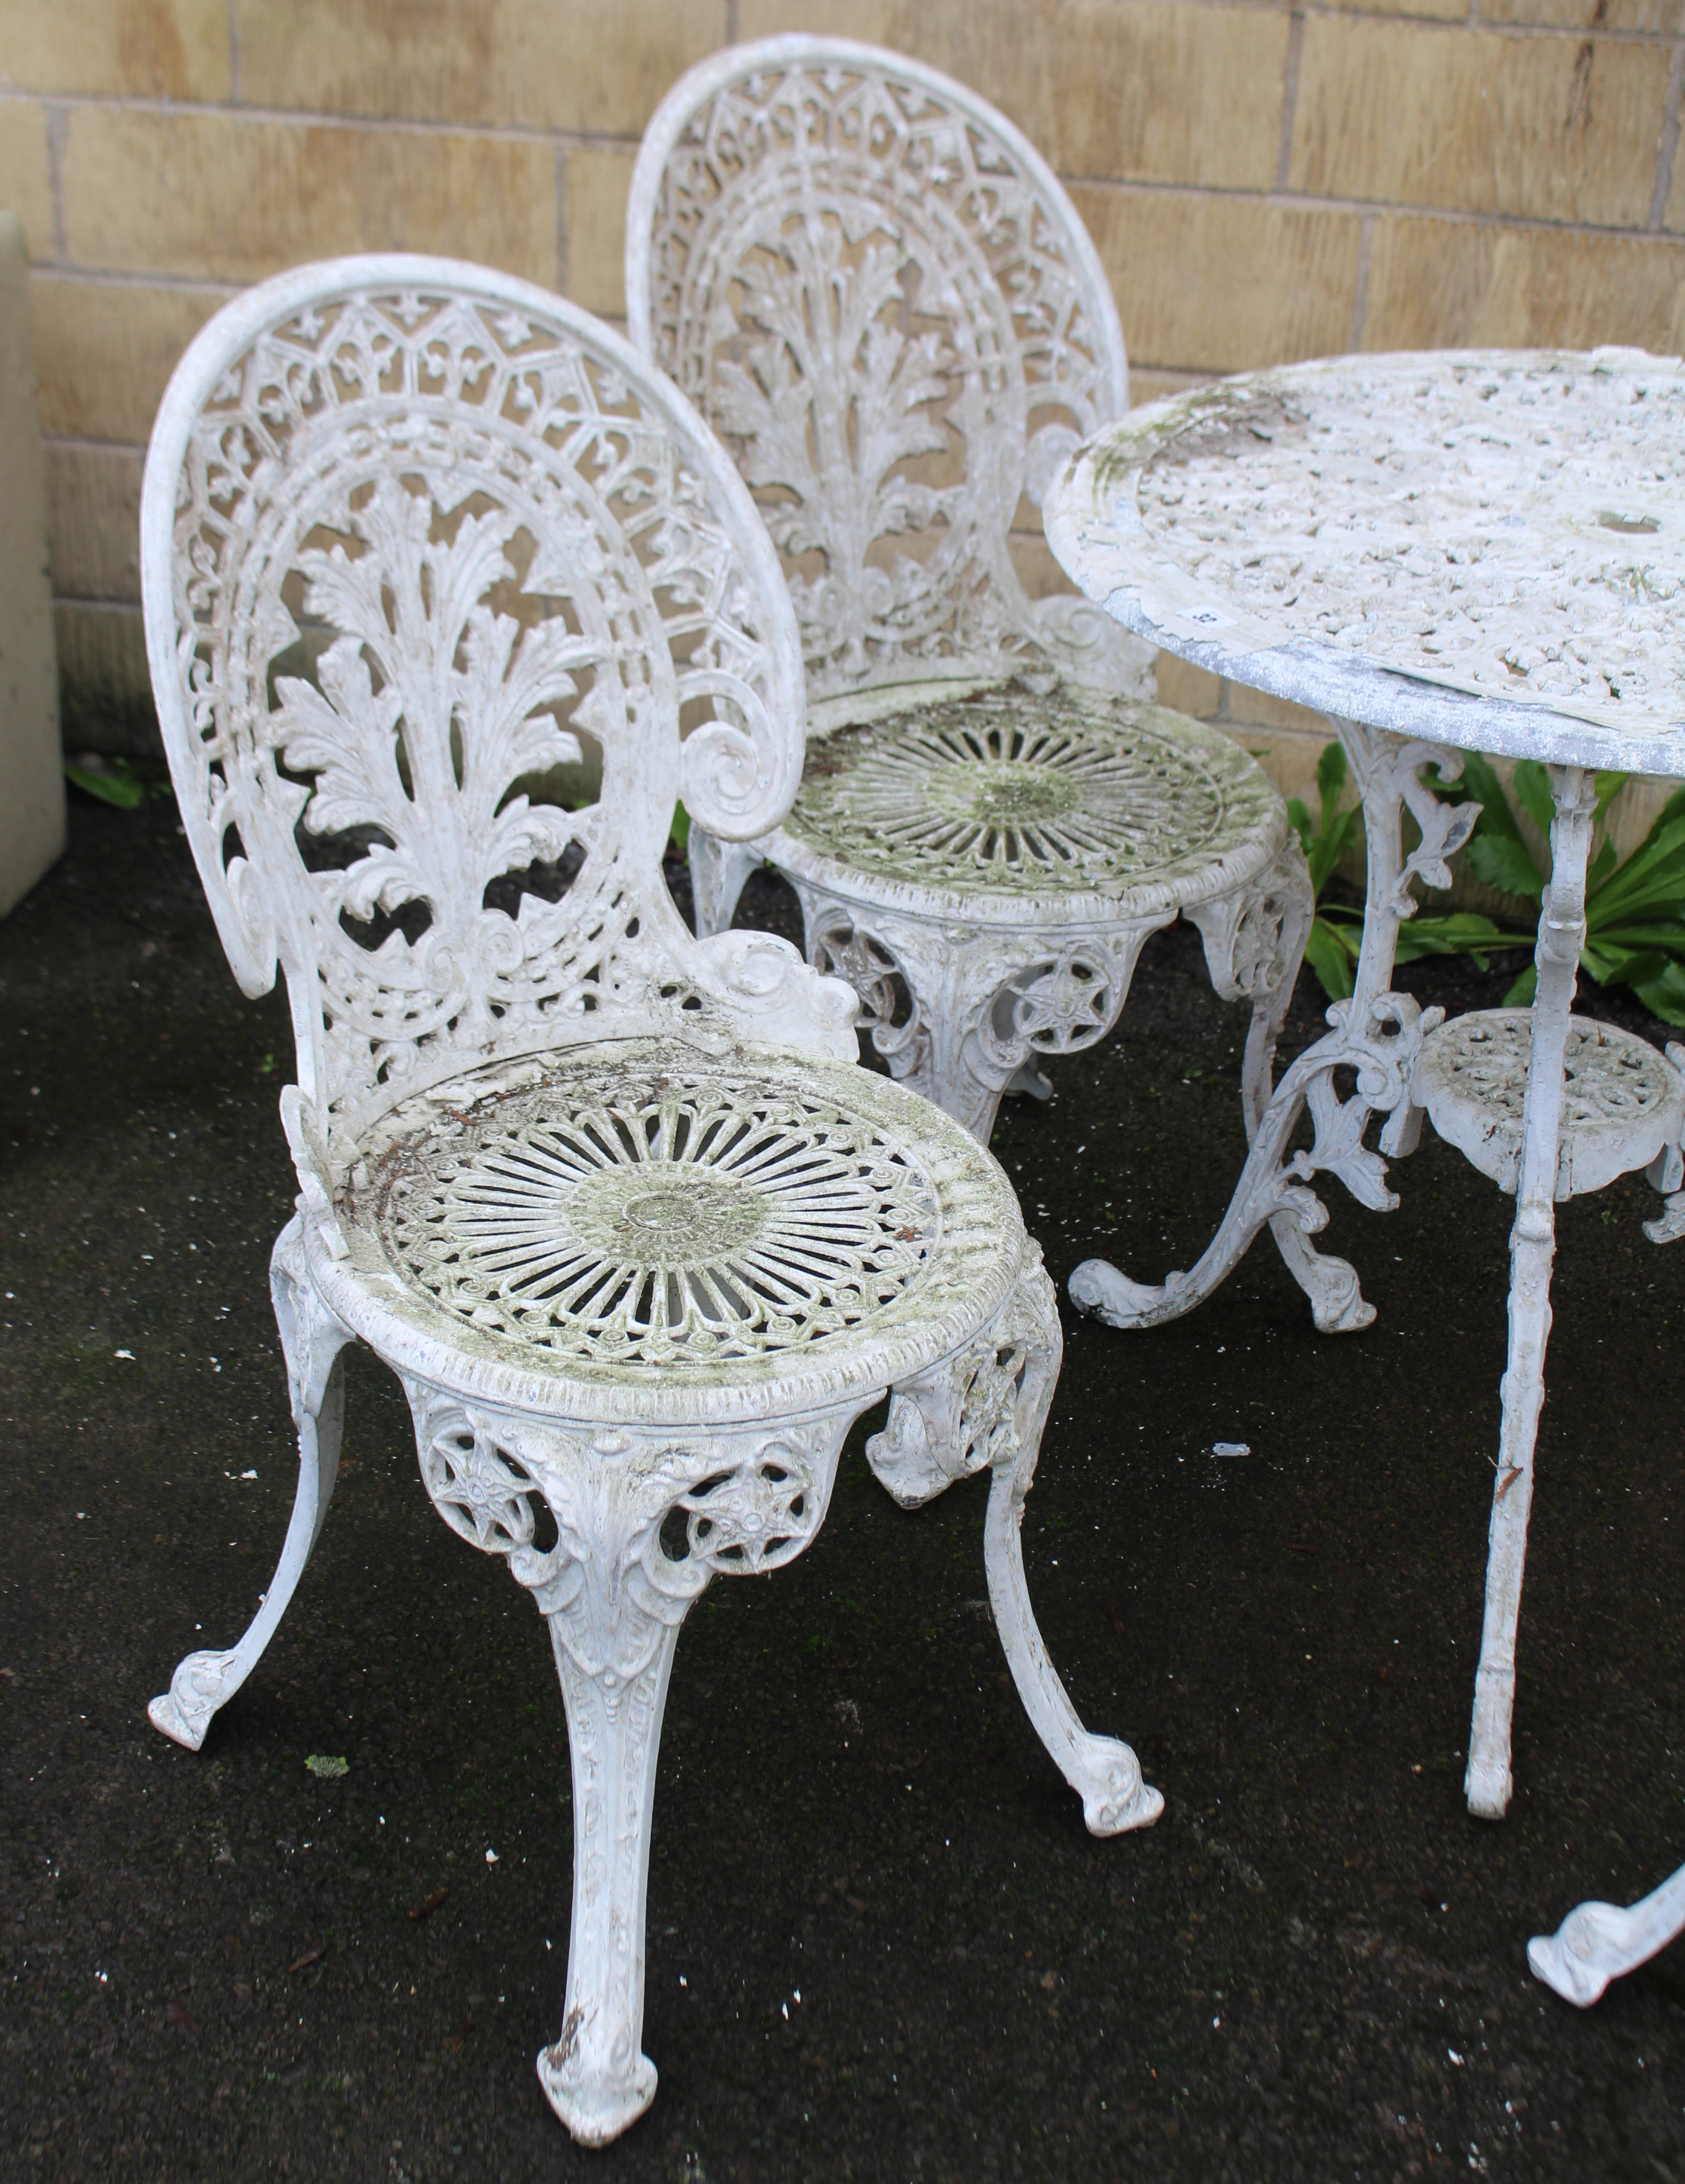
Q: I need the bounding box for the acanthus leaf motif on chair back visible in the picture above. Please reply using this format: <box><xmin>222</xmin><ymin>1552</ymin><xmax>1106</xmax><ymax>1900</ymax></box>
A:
<box><xmin>141</xmin><ymin>256</ymin><xmax>812</xmax><ymax>1154</ymax></box>
<box><xmin>628</xmin><ymin>36</ymin><xmax>1149</xmax><ymax>701</ymax></box>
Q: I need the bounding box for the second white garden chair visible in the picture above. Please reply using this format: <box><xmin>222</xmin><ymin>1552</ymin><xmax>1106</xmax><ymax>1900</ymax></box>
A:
<box><xmin>139</xmin><ymin>254</ymin><xmax>1160</xmax><ymax>2148</ymax></box>
<box><xmin>626</xmin><ymin>35</ymin><xmax>1370</xmax><ymax>1334</ymax></box>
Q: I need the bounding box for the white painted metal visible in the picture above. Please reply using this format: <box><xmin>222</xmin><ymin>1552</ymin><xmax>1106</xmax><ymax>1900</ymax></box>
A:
<box><xmin>624</xmin><ymin>37</ymin><xmax>1325</xmax><ymax>1322</ymax></box>
<box><xmin>1530</xmin><ymin>1867</ymin><xmax>1685</xmax><ymax>2007</ymax></box>
<box><xmin>1047</xmin><ymin>351</ymin><xmax>1685</xmax><ymax>1836</ymax></box>
<box><xmin>139</xmin><ymin>256</ymin><xmax>1160</xmax><ymax>2148</ymax></box>
<box><xmin>1048</xmin><ymin>348</ymin><xmax>1685</xmax><ymax>771</ymax></box>
<box><xmin>1415</xmin><ymin>1010</ymin><xmax>1685</xmax><ymax>1201</ymax></box>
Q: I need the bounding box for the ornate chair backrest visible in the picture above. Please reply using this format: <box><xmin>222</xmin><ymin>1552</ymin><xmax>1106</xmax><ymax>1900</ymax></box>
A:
<box><xmin>142</xmin><ymin>256</ymin><xmax>816</xmax><ymax>1160</ymax></box>
<box><xmin>628</xmin><ymin>36</ymin><xmax>1142</xmax><ymax>704</ymax></box>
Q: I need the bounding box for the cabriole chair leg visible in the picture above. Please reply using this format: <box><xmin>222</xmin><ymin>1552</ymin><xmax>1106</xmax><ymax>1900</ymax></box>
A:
<box><xmin>405</xmin><ymin>1380</ymin><xmax>856</xmax><ymax>2147</ymax></box>
<box><xmin>867</xmin><ymin>1252</ymin><xmax>1163</xmax><ymax>1837</ymax></box>
<box><xmin>148</xmin><ymin>1219</ymin><xmax>351</xmax><ymax>1751</ymax></box>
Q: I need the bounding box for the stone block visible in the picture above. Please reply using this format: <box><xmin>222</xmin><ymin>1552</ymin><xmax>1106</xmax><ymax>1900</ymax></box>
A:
<box><xmin>1363</xmin><ymin>214</ymin><xmax>1685</xmax><ymax>352</ymax></box>
<box><xmin>0</xmin><ymin>0</ymin><xmax>230</xmax><ymax>100</ymax></box>
<box><xmin>1070</xmin><ymin>187</ymin><xmax>1363</xmax><ymax>373</ymax></box>
<box><xmin>53</xmin><ymin>599</ymin><xmax>155</xmax><ymax>753</ymax></box>
<box><xmin>1218</xmin><ymin>682</ymin><xmax>1334</xmax><ymax>738</ymax></box>
<box><xmin>0</xmin><ymin>214</ymin><xmax>65</xmax><ymax>914</ymax></box>
<box><xmin>0</xmin><ymin>100</ymin><xmax>56</xmax><ymax>260</ymax></box>
<box><xmin>30</xmin><ymin>276</ymin><xmax>227</xmax><ymax>442</ymax></box>
<box><xmin>569</xmin><ymin>144</ymin><xmax>636</xmax><ymax>319</ymax></box>
<box><xmin>1129</xmin><ymin>368</ymin><xmax>1212</xmax><ymax>412</ymax></box>
<box><xmin>1315</xmin><ymin>0</ymin><xmax>1466</xmax><ymax>19</ymax></box>
<box><xmin>46</xmin><ymin>441</ymin><xmax>143</xmax><ymax>602</ymax></box>
<box><xmin>1008</xmin><ymin>530</ymin><xmax>1079</xmax><ymax>602</ymax></box>
<box><xmin>738</xmin><ymin>0</ymin><xmax>1288</xmax><ymax>187</ymax></box>
<box><xmin>1481</xmin><ymin>0</ymin><xmax>1684</xmax><ymax>28</ymax></box>
<box><xmin>1217</xmin><ymin>718</ymin><xmax>1339</xmax><ymax>814</ymax></box>
<box><xmin>60</xmin><ymin>108</ymin><xmax>558</xmax><ymax>287</ymax></box>
<box><xmin>1152</xmin><ymin>651</ymin><xmax>1222</xmax><ymax>721</ymax></box>
<box><xmin>235</xmin><ymin>0</ymin><xmax>725</xmax><ymax>134</ymax></box>
<box><xmin>1290</xmin><ymin>19</ymin><xmax>1669</xmax><ymax>230</ymax></box>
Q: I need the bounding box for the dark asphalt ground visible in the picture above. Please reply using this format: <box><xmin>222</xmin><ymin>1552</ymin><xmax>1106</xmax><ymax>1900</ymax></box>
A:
<box><xmin>5</xmin><ymin>787</ymin><xmax>1685</xmax><ymax>2184</ymax></box>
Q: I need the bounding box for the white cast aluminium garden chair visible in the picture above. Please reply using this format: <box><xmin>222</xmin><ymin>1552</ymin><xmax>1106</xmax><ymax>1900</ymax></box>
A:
<box><xmin>626</xmin><ymin>36</ymin><xmax>1368</xmax><ymax>1333</ymax></box>
<box><xmin>138</xmin><ymin>255</ymin><xmax>1161</xmax><ymax>2147</ymax></box>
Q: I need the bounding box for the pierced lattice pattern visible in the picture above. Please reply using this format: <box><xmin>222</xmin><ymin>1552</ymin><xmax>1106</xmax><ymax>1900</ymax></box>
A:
<box><xmin>372</xmin><ymin>1053</ymin><xmax>944</xmax><ymax>1368</ymax></box>
<box><xmin>780</xmin><ymin>686</ymin><xmax>1281</xmax><ymax>900</ymax></box>
<box><xmin>629</xmin><ymin>39</ymin><xmax>1133</xmax><ymax>698</ymax></box>
<box><xmin>143</xmin><ymin>261</ymin><xmax>804</xmax><ymax>1140</ymax></box>
<box><xmin>1416</xmin><ymin>1008</ymin><xmax>1685</xmax><ymax>1199</ymax></box>
<box><xmin>1421</xmin><ymin>1013</ymin><xmax>1679</xmax><ymax>1132</ymax></box>
<box><xmin>1070</xmin><ymin>349</ymin><xmax>1685</xmax><ymax>737</ymax></box>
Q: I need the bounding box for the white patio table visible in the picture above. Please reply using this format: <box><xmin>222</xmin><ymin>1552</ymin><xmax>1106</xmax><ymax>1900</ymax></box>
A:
<box><xmin>1045</xmin><ymin>348</ymin><xmax>1685</xmax><ymax>1868</ymax></box>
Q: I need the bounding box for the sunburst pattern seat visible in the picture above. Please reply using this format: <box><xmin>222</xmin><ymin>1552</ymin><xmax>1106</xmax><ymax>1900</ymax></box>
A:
<box><xmin>137</xmin><ymin>256</ymin><xmax>1163</xmax><ymax>2149</ymax></box>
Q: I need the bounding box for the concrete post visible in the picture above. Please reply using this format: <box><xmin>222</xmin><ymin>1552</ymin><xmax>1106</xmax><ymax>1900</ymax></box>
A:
<box><xmin>0</xmin><ymin>210</ymin><xmax>64</xmax><ymax>916</ymax></box>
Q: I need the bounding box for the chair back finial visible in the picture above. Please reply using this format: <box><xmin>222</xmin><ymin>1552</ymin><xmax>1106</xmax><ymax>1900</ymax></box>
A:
<box><xmin>628</xmin><ymin>35</ymin><xmax>1142</xmax><ymax>702</ymax></box>
<box><xmin>143</xmin><ymin>256</ymin><xmax>815</xmax><ymax>1144</ymax></box>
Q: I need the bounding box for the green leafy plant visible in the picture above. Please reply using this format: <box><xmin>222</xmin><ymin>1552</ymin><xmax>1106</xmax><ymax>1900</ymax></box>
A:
<box><xmin>1288</xmin><ymin>741</ymin><xmax>1685</xmax><ymax>1026</ymax></box>
<box><xmin>1287</xmin><ymin>742</ymin><xmax>1519</xmax><ymax>1003</ymax></box>
<box><xmin>64</xmin><ymin>755</ymin><xmax>149</xmax><ymax>809</ymax></box>
<box><xmin>1453</xmin><ymin>752</ymin><xmax>1685</xmax><ymax>1024</ymax></box>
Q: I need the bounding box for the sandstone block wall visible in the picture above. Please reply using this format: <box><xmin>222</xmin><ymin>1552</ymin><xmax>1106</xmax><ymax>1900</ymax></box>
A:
<box><xmin>1</xmin><ymin>0</ymin><xmax>1679</xmax><ymax>765</ymax></box>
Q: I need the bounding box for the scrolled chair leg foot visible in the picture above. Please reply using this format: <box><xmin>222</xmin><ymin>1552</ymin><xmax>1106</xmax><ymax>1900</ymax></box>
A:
<box><xmin>1528</xmin><ymin>1856</ymin><xmax>1685</xmax><ymax>2007</ymax></box>
<box><xmin>537</xmin><ymin>2036</ymin><xmax>658</xmax><ymax>2147</ymax></box>
<box><xmin>149</xmin><ymin>1221</ymin><xmax>350</xmax><ymax>1750</ymax></box>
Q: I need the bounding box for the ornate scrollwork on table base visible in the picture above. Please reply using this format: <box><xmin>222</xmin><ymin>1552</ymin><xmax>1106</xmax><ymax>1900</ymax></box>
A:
<box><xmin>1068</xmin><ymin>720</ymin><xmax>1476</xmax><ymax>1336</ymax></box>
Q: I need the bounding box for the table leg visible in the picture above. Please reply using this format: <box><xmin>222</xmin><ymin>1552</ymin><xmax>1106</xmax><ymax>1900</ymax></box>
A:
<box><xmin>1464</xmin><ymin>765</ymin><xmax>1597</xmax><ymax>1821</ymax></box>
<box><xmin>1066</xmin><ymin>721</ymin><xmax>1476</xmax><ymax>1332</ymax></box>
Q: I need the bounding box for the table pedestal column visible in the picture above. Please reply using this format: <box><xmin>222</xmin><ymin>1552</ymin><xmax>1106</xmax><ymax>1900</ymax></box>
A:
<box><xmin>1465</xmin><ymin>765</ymin><xmax>1597</xmax><ymax>1820</ymax></box>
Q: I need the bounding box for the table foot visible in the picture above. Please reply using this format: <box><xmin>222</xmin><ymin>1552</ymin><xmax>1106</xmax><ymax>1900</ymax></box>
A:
<box><xmin>1464</xmin><ymin>1741</ymin><xmax>1513</xmax><ymax>1823</ymax></box>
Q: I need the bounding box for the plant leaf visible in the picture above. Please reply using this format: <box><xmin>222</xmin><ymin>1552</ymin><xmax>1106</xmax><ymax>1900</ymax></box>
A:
<box><xmin>1392</xmin><ymin>911</ymin><xmax>1525</xmax><ymax>964</ymax></box>
<box><xmin>1632</xmin><ymin>958</ymin><xmax>1685</xmax><ymax>1027</ymax></box>
<box><xmin>1304</xmin><ymin>917</ymin><xmax>1356</xmax><ymax>1002</ymax></box>
<box><xmin>1316</xmin><ymin>739</ymin><xmax>1347</xmax><ymax>831</ymax></box>
<box><xmin>1458</xmin><ymin>752</ymin><xmax>1524</xmax><ymax>842</ymax></box>
<box><xmin>65</xmin><ymin>762</ymin><xmax>145</xmax><ymax>810</ymax></box>
<box><xmin>1593</xmin><ymin>770</ymin><xmax>1629</xmax><ymax>827</ymax></box>
<box><xmin>1467</xmin><ymin>833</ymin><xmax>1545</xmax><ymax>902</ymax></box>
<box><xmin>1510</xmin><ymin>759</ymin><xmax>1556</xmax><ymax>836</ymax></box>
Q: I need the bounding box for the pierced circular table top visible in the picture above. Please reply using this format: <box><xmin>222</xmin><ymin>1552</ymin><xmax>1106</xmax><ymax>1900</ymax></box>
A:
<box><xmin>1415</xmin><ymin>1010</ymin><xmax>1685</xmax><ymax>1200</ymax></box>
<box><xmin>322</xmin><ymin>1039</ymin><xmax>1025</xmax><ymax>1424</ymax></box>
<box><xmin>772</xmin><ymin>683</ymin><xmax>1287</xmax><ymax>922</ymax></box>
<box><xmin>1045</xmin><ymin>348</ymin><xmax>1685</xmax><ymax>777</ymax></box>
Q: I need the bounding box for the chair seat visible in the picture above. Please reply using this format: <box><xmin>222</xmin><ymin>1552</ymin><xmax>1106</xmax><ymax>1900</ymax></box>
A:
<box><xmin>313</xmin><ymin>1036</ymin><xmax>1025</xmax><ymax>1427</ymax></box>
<box><xmin>767</xmin><ymin>679</ymin><xmax>1289</xmax><ymax>926</ymax></box>
<box><xmin>1415</xmin><ymin>1009</ymin><xmax>1685</xmax><ymax>1199</ymax></box>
